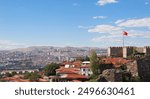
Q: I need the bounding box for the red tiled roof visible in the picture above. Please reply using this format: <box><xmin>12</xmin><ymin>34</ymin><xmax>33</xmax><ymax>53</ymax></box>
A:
<box><xmin>56</xmin><ymin>67</ymin><xmax>80</xmax><ymax>74</ymax></box>
<box><xmin>62</xmin><ymin>61</ymin><xmax>73</xmax><ymax>65</ymax></box>
<box><xmin>72</xmin><ymin>61</ymin><xmax>82</xmax><ymax>67</ymax></box>
<box><xmin>3</xmin><ymin>77</ymin><xmax>30</xmax><ymax>82</ymax></box>
<box><xmin>102</xmin><ymin>58</ymin><xmax>131</xmax><ymax>67</ymax></box>
<box><xmin>38</xmin><ymin>78</ymin><xmax>49</xmax><ymax>82</ymax></box>
<box><xmin>71</xmin><ymin>80</ymin><xmax>82</xmax><ymax>82</ymax></box>
<box><xmin>14</xmin><ymin>79</ymin><xmax>30</xmax><ymax>82</ymax></box>
<box><xmin>61</xmin><ymin>61</ymin><xmax>82</xmax><ymax>67</ymax></box>
<box><xmin>80</xmin><ymin>65</ymin><xmax>90</xmax><ymax>68</ymax></box>
<box><xmin>61</xmin><ymin>74</ymin><xmax>88</xmax><ymax>79</ymax></box>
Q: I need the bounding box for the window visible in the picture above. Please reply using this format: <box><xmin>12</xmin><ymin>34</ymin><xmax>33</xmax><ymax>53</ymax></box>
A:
<box><xmin>83</xmin><ymin>69</ymin><xmax>85</xmax><ymax>71</ymax></box>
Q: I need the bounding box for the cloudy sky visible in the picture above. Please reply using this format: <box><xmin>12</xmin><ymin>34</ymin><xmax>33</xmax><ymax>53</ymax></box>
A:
<box><xmin>0</xmin><ymin>0</ymin><xmax>150</xmax><ymax>49</ymax></box>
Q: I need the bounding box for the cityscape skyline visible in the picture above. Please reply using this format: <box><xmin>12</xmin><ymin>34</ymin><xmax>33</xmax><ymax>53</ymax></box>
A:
<box><xmin>0</xmin><ymin>0</ymin><xmax>150</xmax><ymax>50</ymax></box>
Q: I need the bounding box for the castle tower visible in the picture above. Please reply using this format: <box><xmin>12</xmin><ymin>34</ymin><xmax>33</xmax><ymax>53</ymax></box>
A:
<box><xmin>143</xmin><ymin>46</ymin><xmax>150</xmax><ymax>55</ymax></box>
<box><xmin>123</xmin><ymin>46</ymin><xmax>135</xmax><ymax>58</ymax></box>
<box><xmin>108</xmin><ymin>47</ymin><xmax>123</xmax><ymax>57</ymax></box>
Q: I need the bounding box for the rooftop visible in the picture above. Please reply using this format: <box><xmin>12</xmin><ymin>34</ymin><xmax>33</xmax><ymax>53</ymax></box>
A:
<box><xmin>102</xmin><ymin>58</ymin><xmax>132</xmax><ymax>67</ymax></box>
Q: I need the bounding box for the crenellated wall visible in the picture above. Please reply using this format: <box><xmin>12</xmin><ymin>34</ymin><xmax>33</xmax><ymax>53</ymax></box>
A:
<box><xmin>123</xmin><ymin>46</ymin><xmax>135</xmax><ymax>58</ymax></box>
<box><xmin>108</xmin><ymin>47</ymin><xmax>123</xmax><ymax>57</ymax></box>
<box><xmin>108</xmin><ymin>46</ymin><xmax>150</xmax><ymax>58</ymax></box>
<box><xmin>143</xmin><ymin>46</ymin><xmax>150</xmax><ymax>55</ymax></box>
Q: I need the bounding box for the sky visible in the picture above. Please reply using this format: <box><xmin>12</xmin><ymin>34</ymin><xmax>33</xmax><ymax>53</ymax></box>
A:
<box><xmin>0</xmin><ymin>0</ymin><xmax>150</xmax><ymax>50</ymax></box>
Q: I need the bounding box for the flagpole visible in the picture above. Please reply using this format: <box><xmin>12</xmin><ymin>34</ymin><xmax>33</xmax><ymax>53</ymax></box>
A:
<box><xmin>123</xmin><ymin>34</ymin><xmax>124</xmax><ymax>47</ymax></box>
<box><xmin>122</xmin><ymin>31</ymin><xmax>128</xmax><ymax>47</ymax></box>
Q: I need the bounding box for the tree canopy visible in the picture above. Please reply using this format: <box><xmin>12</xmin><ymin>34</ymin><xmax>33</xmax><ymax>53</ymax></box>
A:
<box><xmin>89</xmin><ymin>50</ymin><xmax>100</xmax><ymax>75</ymax></box>
<box><xmin>44</xmin><ymin>63</ymin><xmax>60</xmax><ymax>76</ymax></box>
<box><xmin>24</xmin><ymin>72</ymin><xmax>41</xmax><ymax>82</ymax></box>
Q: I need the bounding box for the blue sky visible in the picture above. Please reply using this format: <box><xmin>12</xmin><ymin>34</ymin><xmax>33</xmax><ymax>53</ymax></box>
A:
<box><xmin>0</xmin><ymin>0</ymin><xmax>150</xmax><ymax>49</ymax></box>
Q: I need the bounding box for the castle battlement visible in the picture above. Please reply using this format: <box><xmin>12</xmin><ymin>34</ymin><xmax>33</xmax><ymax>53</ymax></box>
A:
<box><xmin>144</xmin><ymin>46</ymin><xmax>150</xmax><ymax>49</ymax></box>
<box><xmin>109</xmin><ymin>47</ymin><xmax>122</xmax><ymax>49</ymax></box>
<box><xmin>108</xmin><ymin>46</ymin><xmax>150</xmax><ymax>58</ymax></box>
<box><xmin>123</xmin><ymin>46</ymin><xmax>135</xmax><ymax>48</ymax></box>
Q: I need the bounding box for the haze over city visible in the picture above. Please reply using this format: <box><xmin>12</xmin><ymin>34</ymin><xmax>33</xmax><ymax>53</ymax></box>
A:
<box><xmin>0</xmin><ymin>0</ymin><xmax>150</xmax><ymax>50</ymax></box>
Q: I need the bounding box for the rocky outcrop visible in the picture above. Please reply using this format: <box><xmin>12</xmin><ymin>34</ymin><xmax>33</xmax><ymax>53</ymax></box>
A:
<box><xmin>137</xmin><ymin>55</ymin><xmax>150</xmax><ymax>81</ymax></box>
<box><xmin>126</xmin><ymin>61</ymin><xmax>138</xmax><ymax>77</ymax></box>
<box><xmin>97</xmin><ymin>69</ymin><xmax>123</xmax><ymax>82</ymax></box>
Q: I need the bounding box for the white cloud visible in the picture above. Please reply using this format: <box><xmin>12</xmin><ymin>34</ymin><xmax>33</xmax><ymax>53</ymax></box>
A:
<box><xmin>117</xmin><ymin>17</ymin><xmax>150</xmax><ymax>27</ymax></box>
<box><xmin>78</xmin><ymin>25</ymin><xmax>93</xmax><ymax>29</ymax></box>
<box><xmin>91</xmin><ymin>29</ymin><xmax>150</xmax><ymax>45</ymax></box>
<box><xmin>88</xmin><ymin>25</ymin><xmax>122</xmax><ymax>33</ymax></box>
<box><xmin>145</xmin><ymin>2</ymin><xmax>149</xmax><ymax>5</ymax></box>
<box><xmin>115</xmin><ymin>19</ymin><xmax>125</xmax><ymax>24</ymax></box>
<box><xmin>92</xmin><ymin>35</ymin><xmax>122</xmax><ymax>42</ymax></box>
<box><xmin>97</xmin><ymin>0</ymin><xmax>118</xmax><ymax>6</ymax></box>
<box><xmin>0</xmin><ymin>40</ymin><xmax>26</xmax><ymax>50</ymax></box>
<box><xmin>127</xmin><ymin>30</ymin><xmax>150</xmax><ymax>38</ymax></box>
<box><xmin>85</xmin><ymin>17</ymin><xmax>150</xmax><ymax>46</ymax></box>
<box><xmin>93</xmin><ymin>16</ymin><xmax>107</xmax><ymax>19</ymax></box>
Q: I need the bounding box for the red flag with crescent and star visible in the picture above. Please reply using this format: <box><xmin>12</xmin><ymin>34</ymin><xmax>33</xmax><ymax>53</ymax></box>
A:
<box><xmin>123</xmin><ymin>31</ymin><xmax>128</xmax><ymax>36</ymax></box>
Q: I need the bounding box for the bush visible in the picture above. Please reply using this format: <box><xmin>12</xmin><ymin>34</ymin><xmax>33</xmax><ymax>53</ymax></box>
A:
<box><xmin>12</xmin><ymin>72</ymin><xmax>17</xmax><ymax>76</ymax></box>
<box><xmin>29</xmin><ymin>72</ymin><xmax>41</xmax><ymax>82</ymax></box>
<box><xmin>44</xmin><ymin>63</ymin><xmax>60</xmax><ymax>76</ymax></box>
<box><xmin>5</xmin><ymin>73</ymin><xmax>13</xmax><ymax>77</ymax></box>
<box><xmin>89</xmin><ymin>75</ymin><xmax>99</xmax><ymax>82</ymax></box>
<box><xmin>131</xmin><ymin>76</ymin><xmax>141</xmax><ymax>82</ymax></box>
<box><xmin>24</xmin><ymin>72</ymin><xmax>41</xmax><ymax>82</ymax></box>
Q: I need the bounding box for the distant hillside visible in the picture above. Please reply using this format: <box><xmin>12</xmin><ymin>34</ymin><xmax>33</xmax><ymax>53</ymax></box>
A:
<box><xmin>0</xmin><ymin>46</ymin><xmax>107</xmax><ymax>67</ymax></box>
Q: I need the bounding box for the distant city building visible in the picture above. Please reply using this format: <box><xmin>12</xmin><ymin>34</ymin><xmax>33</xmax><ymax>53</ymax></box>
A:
<box><xmin>0</xmin><ymin>69</ymin><xmax>39</xmax><ymax>75</ymax></box>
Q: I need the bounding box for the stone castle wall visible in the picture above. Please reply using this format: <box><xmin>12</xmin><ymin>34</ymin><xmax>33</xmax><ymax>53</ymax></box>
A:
<box><xmin>123</xmin><ymin>47</ymin><xmax>134</xmax><ymax>58</ymax></box>
<box><xmin>144</xmin><ymin>46</ymin><xmax>150</xmax><ymax>55</ymax></box>
<box><xmin>108</xmin><ymin>47</ymin><xmax>123</xmax><ymax>57</ymax></box>
<box><xmin>108</xmin><ymin>46</ymin><xmax>150</xmax><ymax>58</ymax></box>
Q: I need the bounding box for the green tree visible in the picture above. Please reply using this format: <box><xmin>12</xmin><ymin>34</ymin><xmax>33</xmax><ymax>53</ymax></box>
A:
<box><xmin>131</xmin><ymin>76</ymin><xmax>141</xmax><ymax>82</ymax></box>
<box><xmin>12</xmin><ymin>71</ymin><xmax>17</xmax><ymax>76</ymax></box>
<box><xmin>120</xmin><ymin>64</ymin><xmax>127</xmax><ymax>71</ymax></box>
<box><xmin>29</xmin><ymin>72</ymin><xmax>41</xmax><ymax>82</ymax></box>
<box><xmin>5</xmin><ymin>72</ymin><xmax>13</xmax><ymax>77</ymax></box>
<box><xmin>122</xmin><ymin>72</ymin><xmax>132</xmax><ymax>82</ymax></box>
<box><xmin>84</xmin><ymin>56</ymin><xmax>90</xmax><ymax>61</ymax></box>
<box><xmin>0</xmin><ymin>74</ymin><xmax>2</xmax><ymax>78</ymax></box>
<box><xmin>24</xmin><ymin>72</ymin><xmax>31</xmax><ymax>79</ymax></box>
<box><xmin>89</xmin><ymin>50</ymin><xmax>100</xmax><ymax>76</ymax></box>
<box><xmin>76</xmin><ymin>57</ymin><xmax>84</xmax><ymax>61</ymax></box>
<box><xmin>44</xmin><ymin>63</ymin><xmax>60</xmax><ymax>76</ymax></box>
<box><xmin>24</xmin><ymin>72</ymin><xmax>41</xmax><ymax>82</ymax></box>
<box><xmin>0</xmin><ymin>79</ymin><xmax>7</xmax><ymax>82</ymax></box>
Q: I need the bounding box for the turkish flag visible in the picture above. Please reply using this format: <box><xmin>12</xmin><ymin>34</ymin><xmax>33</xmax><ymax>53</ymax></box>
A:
<box><xmin>123</xmin><ymin>31</ymin><xmax>128</xmax><ymax>36</ymax></box>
